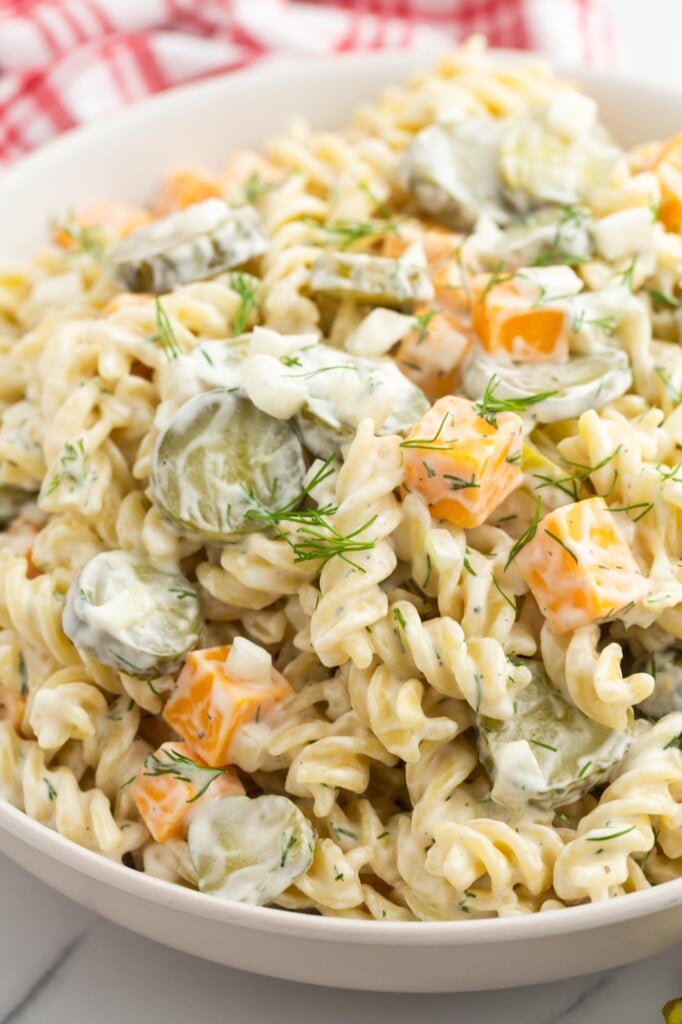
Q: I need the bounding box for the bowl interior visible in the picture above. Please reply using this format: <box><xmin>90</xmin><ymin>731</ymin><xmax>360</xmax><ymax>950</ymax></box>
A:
<box><xmin>0</xmin><ymin>50</ymin><xmax>681</xmax><ymax>972</ymax></box>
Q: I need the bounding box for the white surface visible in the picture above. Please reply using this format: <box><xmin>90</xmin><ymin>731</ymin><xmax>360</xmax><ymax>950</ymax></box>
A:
<box><xmin>603</xmin><ymin>0</ymin><xmax>682</xmax><ymax>87</ymax></box>
<box><xmin>0</xmin><ymin>852</ymin><xmax>680</xmax><ymax>1021</ymax></box>
<box><xmin>0</xmin><ymin>8</ymin><xmax>680</xmax><ymax>1019</ymax></box>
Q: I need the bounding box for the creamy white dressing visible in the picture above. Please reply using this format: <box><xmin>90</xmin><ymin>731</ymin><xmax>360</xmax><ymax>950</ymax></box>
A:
<box><xmin>226</xmin><ymin>637</ymin><xmax>272</xmax><ymax>685</ymax></box>
<box><xmin>345</xmin><ymin>308</ymin><xmax>415</xmax><ymax>357</ymax></box>
<box><xmin>635</xmin><ymin>647</ymin><xmax>682</xmax><ymax>719</ymax></box>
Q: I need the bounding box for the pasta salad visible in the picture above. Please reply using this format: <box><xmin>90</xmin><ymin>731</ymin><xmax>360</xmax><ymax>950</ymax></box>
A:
<box><xmin>0</xmin><ymin>40</ymin><xmax>681</xmax><ymax>920</ymax></box>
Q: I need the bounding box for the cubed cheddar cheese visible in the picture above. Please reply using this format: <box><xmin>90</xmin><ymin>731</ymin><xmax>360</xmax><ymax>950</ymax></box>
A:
<box><xmin>650</xmin><ymin>133</ymin><xmax>682</xmax><ymax>232</ymax></box>
<box><xmin>515</xmin><ymin>496</ymin><xmax>649</xmax><ymax>634</ymax></box>
<box><xmin>394</xmin><ymin>306</ymin><xmax>472</xmax><ymax>402</ymax></box>
<box><xmin>0</xmin><ymin>685</ymin><xmax>24</xmax><ymax>731</ymax></box>
<box><xmin>382</xmin><ymin>220</ymin><xmax>461</xmax><ymax>267</ymax></box>
<box><xmin>163</xmin><ymin>640</ymin><xmax>293</xmax><ymax>767</ymax></box>
<box><xmin>53</xmin><ymin>200</ymin><xmax>151</xmax><ymax>247</ymax></box>
<box><xmin>102</xmin><ymin>292</ymin><xmax>153</xmax><ymax>317</ymax></box>
<box><xmin>401</xmin><ymin>395</ymin><xmax>523</xmax><ymax>528</ymax></box>
<box><xmin>153</xmin><ymin>168</ymin><xmax>224</xmax><ymax>215</ymax></box>
<box><xmin>131</xmin><ymin>741</ymin><xmax>244</xmax><ymax>843</ymax></box>
<box><xmin>431</xmin><ymin>263</ymin><xmax>471</xmax><ymax>318</ymax></box>
<box><xmin>220</xmin><ymin>151</ymin><xmax>281</xmax><ymax>190</ymax></box>
<box><xmin>471</xmin><ymin>274</ymin><xmax>569</xmax><ymax>363</ymax></box>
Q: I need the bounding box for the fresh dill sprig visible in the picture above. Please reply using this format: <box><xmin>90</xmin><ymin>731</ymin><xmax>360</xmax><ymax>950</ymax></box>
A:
<box><xmin>229</xmin><ymin>272</ymin><xmax>260</xmax><ymax>334</ymax></box>
<box><xmin>505</xmin><ymin>495</ymin><xmax>542</xmax><ymax>568</ymax></box>
<box><xmin>491</xmin><ymin>575</ymin><xmax>517</xmax><ymax>613</ymax></box>
<box><xmin>585</xmin><ymin>825</ymin><xmax>636</xmax><ymax>843</ymax></box>
<box><xmin>319</xmin><ymin>217</ymin><xmax>402</xmax><ymax>250</ymax></box>
<box><xmin>284</xmin><ymin>364</ymin><xmax>360</xmax><ymax>381</ymax></box>
<box><xmin>479</xmin><ymin>260</ymin><xmax>516</xmax><ymax>303</ymax></box>
<box><xmin>544</xmin><ymin>529</ymin><xmax>578</xmax><ymax>563</ymax></box>
<box><xmin>399</xmin><ymin>412</ymin><xmax>450</xmax><ymax>452</ymax></box>
<box><xmin>153</xmin><ymin>299</ymin><xmax>181</xmax><ymax>361</ymax></box>
<box><xmin>45</xmin><ymin>438</ymin><xmax>90</xmax><ymax>496</ymax></box>
<box><xmin>647</xmin><ymin>287</ymin><xmax>680</xmax><ymax>309</ymax></box>
<box><xmin>53</xmin><ymin>218</ymin><xmax>106</xmax><ymax>261</ymax></box>
<box><xmin>413</xmin><ymin>307</ymin><xmax>440</xmax><ymax>345</ymax></box>
<box><xmin>243</xmin><ymin>171</ymin><xmax>272</xmax><ymax>204</ymax></box>
<box><xmin>143</xmin><ymin>747</ymin><xmax>230</xmax><ymax>802</ymax></box>
<box><xmin>244</xmin><ymin>455</ymin><xmax>376</xmax><ymax>572</ymax></box>
<box><xmin>474</xmin><ymin>376</ymin><xmax>557</xmax><ymax>427</ymax></box>
<box><xmin>358</xmin><ymin>182</ymin><xmax>391</xmax><ymax>218</ymax></box>
<box><xmin>530</xmin><ymin>738</ymin><xmax>558</xmax><ymax>752</ymax></box>
<box><xmin>608</xmin><ymin>501</ymin><xmax>654</xmax><ymax>523</ymax></box>
<box><xmin>654</xmin><ymin>365</ymin><xmax>682</xmax><ymax>406</ymax></box>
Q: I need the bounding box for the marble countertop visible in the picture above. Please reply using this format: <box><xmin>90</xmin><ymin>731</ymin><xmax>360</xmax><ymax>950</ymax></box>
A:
<box><xmin>1</xmin><ymin>2</ymin><xmax>681</xmax><ymax>1021</ymax></box>
<box><xmin>1</xmin><ymin>847</ymin><xmax>679</xmax><ymax>1022</ymax></box>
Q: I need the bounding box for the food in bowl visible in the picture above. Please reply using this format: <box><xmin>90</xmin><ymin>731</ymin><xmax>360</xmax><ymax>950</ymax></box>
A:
<box><xmin>0</xmin><ymin>41</ymin><xmax>680</xmax><ymax>922</ymax></box>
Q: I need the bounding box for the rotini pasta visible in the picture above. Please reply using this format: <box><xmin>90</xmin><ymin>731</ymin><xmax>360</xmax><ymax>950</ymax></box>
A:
<box><xmin>1</xmin><ymin>41</ymin><xmax>681</xmax><ymax>921</ymax></box>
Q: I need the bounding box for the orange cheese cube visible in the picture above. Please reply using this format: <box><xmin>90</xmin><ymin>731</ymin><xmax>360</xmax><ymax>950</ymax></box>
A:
<box><xmin>651</xmin><ymin>133</ymin><xmax>682</xmax><ymax>232</ymax></box>
<box><xmin>53</xmin><ymin>200</ymin><xmax>151</xmax><ymax>247</ymax></box>
<box><xmin>131</xmin><ymin>741</ymin><xmax>244</xmax><ymax>843</ymax></box>
<box><xmin>431</xmin><ymin>262</ymin><xmax>472</xmax><ymax>318</ymax></box>
<box><xmin>102</xmin><ymin>292</ymin><xmax>152</xmax><ymax>317</ymax></box>
<box><xmin>0</xmin><ymin>685</ymin><xmax>24</xmax><ymax>731</ymax></box>
<box><xmin>163</xmin><ymin>643</ymin><xmax>293</xmax><ymax>767</ymax></box>
<box><xmin>471</xmin><ymin>275</ymin><xmax>569</xmax><ymax>363</ymax></box>
<box><xmin>382</xmin><ymin>220</ymin><xmax>461</xmax><ymax>267</ymax></box>
<box><xmin>220</xmin><ymin>151</ymin><xmax>281</xmax><ymax>191</ymax></box>
<box><xmin>401</xmin><ymin>396</ymin><xmax>523</xmax><ymax>528</ymax></box>
<box><xmin>394</xmin><ymin>306</ymin><xmax>472</xmax><ymax>402</ymax></box>
<box><xmin>153</xmin><ymin>168</ymin><xmax>223</xmax><ymax>215</ymax></box>
<box><xmin>515</xmin><ymin>497</ymin><xmax>649</xmax><ymax>634</ymax></box>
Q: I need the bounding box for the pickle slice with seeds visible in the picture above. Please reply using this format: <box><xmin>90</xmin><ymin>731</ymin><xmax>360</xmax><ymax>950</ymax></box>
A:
<box><xmin>151</xmin><ymin>391</ymin><xmax>307</xmax><ymax>541</ymax></box>
<box><xmin>63</xmin><ymin>550</ymin><xmax>201</xmax><ymax>678</ymax></box>
<box><xmin>110</xmin><ymin>199</ymin><xmax>267</xmax><ymax>293</ymax></box>
<box><xmin>462</xmin><ymin>347</ymin><xmax>632</xmax><ymax>424</ymax></box>
<box><xmin>398</xmin><ymin>119</ymin><xmax>511</xmax><ymax>228</ymax></box>
<box><xmin>633</xmin><ymin>648</ymin><xmax>682</xmax><ymax>720</ymax></box>
<box><xmin>477</xmin><ymin>661</ymin><xmax>633</xmax><ymax>810</ymax></box>
<box><xmin>188</xmin><ymin>794</ymin><xmax>315</xmax><ymax>905</ymax></box>
<box><xmin>309</xmin><ymin>251</ymin><xmax>433</xmax><ymax>308</ymax></box>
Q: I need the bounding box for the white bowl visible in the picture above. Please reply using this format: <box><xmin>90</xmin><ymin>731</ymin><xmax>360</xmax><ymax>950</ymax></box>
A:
<box><xmin>0</xmin><ymin>51</ymin><xmax>681</xmax><ymax>992</ymax></box>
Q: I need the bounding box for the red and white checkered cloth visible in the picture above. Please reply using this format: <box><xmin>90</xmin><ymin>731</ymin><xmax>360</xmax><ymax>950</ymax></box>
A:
<box><xmin>0</xmin><ymin>0</ymin><xmax>613</xmax><ymax>166</ymax></box>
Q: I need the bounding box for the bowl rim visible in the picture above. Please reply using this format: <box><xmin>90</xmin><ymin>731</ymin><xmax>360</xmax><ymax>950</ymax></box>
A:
<box><xmin>1</xmin><ymin>47</ymin><xmax>681</xmax><ymax>944</ymax></box>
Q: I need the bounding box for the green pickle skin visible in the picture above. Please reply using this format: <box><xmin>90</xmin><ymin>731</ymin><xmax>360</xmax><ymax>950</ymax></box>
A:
<box><xmin>151</xmin><ymin>391</ymin><xmax>307</xmax><ymax>541</ymax></box>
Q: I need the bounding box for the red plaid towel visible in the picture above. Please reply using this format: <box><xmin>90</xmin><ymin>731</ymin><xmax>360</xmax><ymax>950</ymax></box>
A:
<box><xmin>0</xmin><ymin>0</ymin><xmax>613</xmax><ymax>165</ymax></box>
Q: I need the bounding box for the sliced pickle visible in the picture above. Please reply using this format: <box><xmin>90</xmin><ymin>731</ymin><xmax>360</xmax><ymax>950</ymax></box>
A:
<box><xmin>478</xmin><ymin>661</ymin><xmax>632</xmax><ymax>810</ymax></box>
<box><xmin>288</xmin><ymin>342</ymin><xmax>430</xmax><ymax>458</ymax></box>
<box><xmin>633</xmin><ymin>648</ymin><xmax>682</xmax><ymax>720</ymax></box>
<box><xmin>398</xmin><ymin>119</ymin><xmax>511</xmax><ymax>228</ymax></box>
<box><xmin>110</xmin><ymin>199</ymin><xmax>267</xmax><ymax>293</ymax></box>
<box><xmin>309</xmin><ymin>251</ymin><xmax>433</xmax><ymax>308</ymax></box>
<box><xmin>462</xmin><ymin>347</ymin><xmax>632</xmax><ymax>424</ymax></box>
<box><xmin>63</xmin><ymin>550</ymin><xmax>201</xmax><ymax>678</ymax></box>
<box><xmin>188</xmin><ymin>794</ymin><xmax>315</xmax><ymax>905</ymax></box>
<box><xmin>151</xmin><ymin>391</ymin><xmax>306</xmax><ymax>540</ymax></box>
<box><xmin>473</xmin><ymin>206</ymin><xmax>592</xmax><ymax>271</ymax></box>
<box><xmin>499</xmin><ymin>106</ymin><xmax>624</xmax><ymax>210</ymax></box>
<box><xmin>0</xmin><ymin>485</ymin><xmax>38</xmax><ymax>527</ymax></box>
